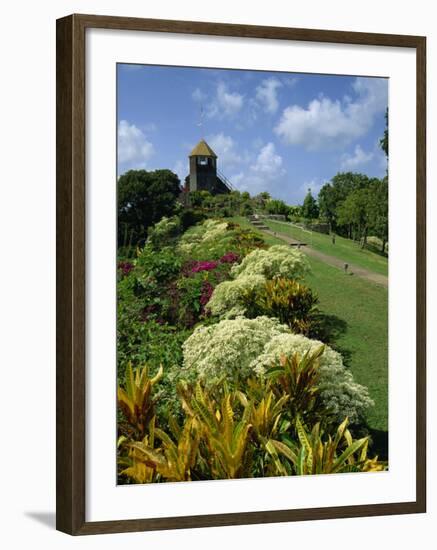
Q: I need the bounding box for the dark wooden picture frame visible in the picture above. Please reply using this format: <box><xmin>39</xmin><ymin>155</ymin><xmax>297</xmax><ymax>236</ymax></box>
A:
<box><xmin>56</xmin><ymin>13</ymin><xmax>426</xmax><ymax>535</ymax></box>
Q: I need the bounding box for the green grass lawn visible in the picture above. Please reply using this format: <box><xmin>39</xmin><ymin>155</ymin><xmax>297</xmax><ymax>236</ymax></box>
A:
<box><xmin>230</xmin><ymin>216</ymin><xmax>388</xmax><ymax>452</ymax></box>
<box><xmin>264</xmin><ymin>219</ymin><xmax>388</xmax><ymax>276</ymax></box>
<box><xmin>305</xmin><ymin>257</ymin><xmax>388</xmax><ymax>433</ymax></box>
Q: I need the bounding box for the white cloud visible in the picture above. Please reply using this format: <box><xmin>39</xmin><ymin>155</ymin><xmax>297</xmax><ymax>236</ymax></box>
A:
<box><xmin>207</xmin><ymin>82</ymin><xmax>244</xmax><ymax>118</ymax></box>
<box><xmin>234</xmin><ymin>142</ymin><xmax>285</xmax><ymax>194</ymax></box>
<box><xmin>207</xmin><ymin>133</ymin><xmax>242</xmax><ymax>169</ymax></box>
<box><xmin>340</xmin><ymin>145</ymin><xmax>374</xmax><ymax>170</ymax></box>
<box><xmin>192</xmin><ymin>88</ymin><xmax>207</xmax><ymax>103</ymax></box>
<box><xmin>298</xmin><ymin>178</ymin><xmax>325</xmax><ymax>198</ymax></box>
<box><xmin>230</xmin><ymin>172</ymin><xmax>245</xmax><ymax>186</ymax></box>
<box><xmin>118</xmin><ymin>120</ymin><xmax>154</xmax><ymax>166</ymax></box>
<box><xmin>173</xmin><ymin>159</ymin><xmax>187</xmax><ymax>183</ymax></box>
<box><xmin>256</xmin><ymin>78</ymin><xmax>282</xmax><ymax>113</ymax></box>
<box><xmin>250</xmin><ymin>142</ymin><xmax>284</xmax><ymax>178</ymax></box>
<box><xmin>283</xmin><ymin>76</ymin><xmax>299</xmax><ymax>88</ymax></box>
<box><xmin>274</xmin><ymin>77</ymin><xmax>388</xmax><ymax>150</ymax></box>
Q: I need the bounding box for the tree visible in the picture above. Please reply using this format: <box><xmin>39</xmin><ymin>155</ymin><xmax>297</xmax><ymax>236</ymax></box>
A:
<box><xmin>266</xmin><ymin>199</ymin><xmax>290</xmax><ymax>217</ymax></box>
<box><xmin>288</xmin><ymin>205</ymin><xmax>302</xmax><ymax>220</ymax></box>
<box><xmin>367</xmin><ymin>176</ymin><xmax>388</xmax><ymax>253</ymax></box>
<box><xmin>301</xmin><ymin>189</ymin><xmax>319</xmax><ymax>220</ymax></box>
<box><xmin>189</xmin><ymin>190</ymin><xmax>213</xmax><ymax>208</ymax></box>
<box><xmin>318</xmin><ymin>183</ymin><xmax>336</xmax><ymax>229</ymax></box>
<box><xmin>241</xmin><ymin>202</ymin><xmax>254</xmax><ymax>216</ymax></box>
<box><xmin>337</xmin><ymin>187</ymin><xmax>375</xmax><ymax>247</ymax></box>
<box><xmin>118</xmin><ymin>169</ymin><xmax>181</xmax><ymax>247</ymax></box>
<box><xmin>254</xmin><ymin>192</ymin><xmax>271</xmax><ymax>210</ymax></box>
<box><xmin>380</xmin><ymin>108</ymin><xmax>389</xmax><ymax>157</ymax></box>
<box><xmin>318</xmin><ymin>173</ymin><xmax>370</xmax><ymax>235</ymax></box>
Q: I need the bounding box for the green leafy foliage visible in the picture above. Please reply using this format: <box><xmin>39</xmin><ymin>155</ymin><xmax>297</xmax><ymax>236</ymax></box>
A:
<box><xmin>180</xmin><ymin>384</ymin><xmax>254</xmax><ymax>479</ymax></box>
<box><xmin>128</xmin><ymin>417</ymin><xmax>200</xmax><ymax>482</ymax></box>
<box><xmin>117</xmin><ymin>363</ymin><xmax>163</xmax><ymax>440</ymax></box>
<box><xmin>317</xmin><ymin>172</ymin><xmax>388</xmax><ymax>251</ymax></box>
<box><xmin>147</xmin><ymin>216</ymin><xmax>182</xmax><ymax>249</ymax></box>
<box><xmin>276</xmin><ymin>417</ymin><xmax>386</xmax><ymax>475</ymax></box>
<box><xmin>118</xmin><ymin>169</ymin><xmax>181</xmax><ymax>246</ymax></box>
<box><xmin>242</xmin><ymin>277</ymin><xmax>318</xmax><ymax>334</ymax></box>
<box><xmin>265</xmin><ymin>346</ymin><xmax>324</xmax><ymax>423</ymax></box>
<box><xmin>117</xmin><ymin>371</ymin><xmax>385</xmax><ymax>483</ymax></box>
<box><xmin>380</xmin><ymin>108</ymin><xmax>389</xmax><ymax>157</ymax></box>
<box><xmin>301</xmin><ymin>189</ymin><xmax>319</xmax><ymax>220</ymax></box>
<box><xmin>265</xmin><ymin>199</ymin><xmax>290</xmax><ymax>217</ymax></box>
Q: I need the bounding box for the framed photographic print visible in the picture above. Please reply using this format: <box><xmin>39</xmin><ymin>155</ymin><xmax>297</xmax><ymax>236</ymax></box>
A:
<box><xmin>56</xmin><ymin>14</ymin><xmax>426</xmax><ymax>535</ymax></box>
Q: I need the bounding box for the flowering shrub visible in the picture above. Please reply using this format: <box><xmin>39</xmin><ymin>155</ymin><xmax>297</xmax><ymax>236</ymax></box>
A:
<box><xmin>181</xmin><ymin>316</ymin><xmax>373</xmax><ymax>424</ymax></box>
<box><xmin>118</xmin><ymin>261</ymin><xmax>134</xmax><ymax>276</ymax></box>
<box><xmin>231</xmin><ymin>245</ymin><xmax>309</xmax><ymax>280</ymax></box>
<box><xmin>189</xmin><ymin>260</ymin><xmax>218</xmax><ymax>273</ymax></box>
<box><xmin>181</xmin><ymin>316</ymin><xmax>290</xmax><ymax>387</ymax></box>
<box><xmin>202</xmin><ymin>220</ymin><xmax>229</xmax><ymax>242</ymax></box>
<box><xmin>219</xmin><ymin>251</ymin><xmax>240</xmax><ymax>264</ymax></box>
<box><xmin>179</xmin><ymin>219</ymin><xmax>229</xmax><ymax>251</ymax></box>
<box><xmin>251</xmin><ymin>333</ymin><xmax>374</xmax><ymax>424</ymax></box>
<box><xmin>207</xmin><ymin>275</ymin><xmax>266</xmax><ymax>318</ymax></box>
<box><xmin>178</xmin><ymin>219</ymin><xmax>260</xmax><ymax>260</ymax></box>
<box><xmin>231</xmin><ymin>228</ymin><xmax>266</xmax><ymax>255</ymax></box>
<box><xmin>147</xmin><ymin>216</ymin><xmax>181</xmax><ymax>249</ymax></box>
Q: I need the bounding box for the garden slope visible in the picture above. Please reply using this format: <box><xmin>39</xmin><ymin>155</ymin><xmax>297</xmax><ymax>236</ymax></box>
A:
<box><xmin>229</xmin><ymin>217</ymin><xmax>388</xmax><ymax>436</ymax></box>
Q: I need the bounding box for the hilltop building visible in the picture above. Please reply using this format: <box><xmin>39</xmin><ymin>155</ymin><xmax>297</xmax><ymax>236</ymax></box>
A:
<box><xmin>183</xmin><ymin>139</ymin><xmax>234</xmax><ymax>195</ymax></box>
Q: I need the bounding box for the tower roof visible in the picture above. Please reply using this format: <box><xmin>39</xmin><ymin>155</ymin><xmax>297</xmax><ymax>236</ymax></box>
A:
<box><xmin>189</xmin><ymin>139</ymin><xmax>217</xmax><ymax>158</ymax></box>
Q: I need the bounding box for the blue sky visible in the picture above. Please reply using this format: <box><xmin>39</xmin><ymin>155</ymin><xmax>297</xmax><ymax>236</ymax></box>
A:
<box><xmin>117</xmin><ymin>64</ymin><xmax>388</xmax><ymax>204</ymax></box>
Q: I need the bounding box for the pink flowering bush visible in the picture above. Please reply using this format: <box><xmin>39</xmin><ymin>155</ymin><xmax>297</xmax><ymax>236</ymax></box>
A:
<box><xmin>118</xmin><ymin>261</ymin><xmax>134</xmax><ymax>276</ymax></box>
<box><xmin>176</xmin><ymin>254</ymin><xmax>240</xmax><ymax>324</ymax></box>
<box><xmin>190</xmin><ymin>260</ymin><xmax>218</xmax><ymax>273</ymax></box>
<box><xmin>219</xmin><ymin>252</ymin><xmax>240</xmax><ymax>264</ymax></box>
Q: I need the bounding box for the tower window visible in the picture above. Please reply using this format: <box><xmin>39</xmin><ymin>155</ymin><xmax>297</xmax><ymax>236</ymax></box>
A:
<box><xmin>198</xmin><ymin>156</ymin><xmax>208</xmax><ymax>165</ymax></box>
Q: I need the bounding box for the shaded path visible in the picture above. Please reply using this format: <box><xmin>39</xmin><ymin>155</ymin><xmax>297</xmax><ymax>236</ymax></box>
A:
<box><xmin>261</xmin><ymin>227</ymin><xmax>388</xmax><ymax>288</ymax></box>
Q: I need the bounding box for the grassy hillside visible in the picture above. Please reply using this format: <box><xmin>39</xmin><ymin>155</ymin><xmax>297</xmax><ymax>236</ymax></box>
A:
<box><xmin>229</xmin><ymin>216</ymin><xmax>388</xmax><ymax>443</ymax></box>
<box><xmin>264</xmin><ymin>219</ymin><xmax>388</xmax><ymax>276</ymax></box>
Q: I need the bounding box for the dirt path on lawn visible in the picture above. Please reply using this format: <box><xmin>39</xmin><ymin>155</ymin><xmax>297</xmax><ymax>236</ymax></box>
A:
<box><xmin>261</xmin><ymin>227</ymin><xmax>388</xmax><ymax>288</ymax></box>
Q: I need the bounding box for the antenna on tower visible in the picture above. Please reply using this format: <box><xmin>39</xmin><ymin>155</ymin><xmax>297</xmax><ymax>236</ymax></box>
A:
<box><xmin>197</xmin><ymin>105</ymin><xmax>204</xmax><ymax>136</ymax></box>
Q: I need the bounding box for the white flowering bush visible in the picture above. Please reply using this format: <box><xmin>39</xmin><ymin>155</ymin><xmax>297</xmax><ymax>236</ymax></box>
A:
<box><xmin>182</xmin><ymin>317</ymin><xmax>373</xmax><ymax>424</ymax></box>
<box><xmin>178</xmin><ymin>219</ymin><xmax>234</xmax><ymax>259</ymax></box>
<box><xmin>207</xmin><ymin>275</ymin><xmax>266</xmax><ymax>318</ymax></box>
<box><xmin>179</xmin><ymin>219</ymin><xmax>228</xmax><ymax>246</ymax></box>
<box><xmin>251</xmin><ymin>333</ymin><xmax>374</xmax><ymax>424</ymax></box>
<box><xmin>181</xmin><ymin>316</ymin><xmax>289</xmax><ymax>387</ymax></box>
<box><xmin>231</xmin><ymin>245</ymin><xmax>309</xmax><ymax>280</ymax></box>
<box><xmin>147</xmin><ymin>216</ymin><xmax>181</xmax><ymax>249</ymax></box>
<box><xmin>202</xmin><ymin>221</ymin><xmax>229</xmax><ymax>242</ymax></box>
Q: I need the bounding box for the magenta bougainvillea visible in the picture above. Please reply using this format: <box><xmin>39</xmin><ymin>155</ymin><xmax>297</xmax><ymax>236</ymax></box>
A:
<box><xmin>190</xmin><ymin>260</ymin><xmax>218</xmax><ymax>273</ymax></box>
<box><xmin>118</xmin><ymin>261</ymin><xmax>134</xmax><ymax>276</ymax></box>
<box><xmin>219</xmin><ymin>252</ymin><xmax>240</xmax><ymax>264</ymax></box>
<box><xmin>181</xmin><ymin>253</ymin><xmax>239</xmax><ymax>276</ymax></box>
<box><xmin>182</xmin><ymin>260</ymin><xmax>218</xmax><ymax>275</ymax></box>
